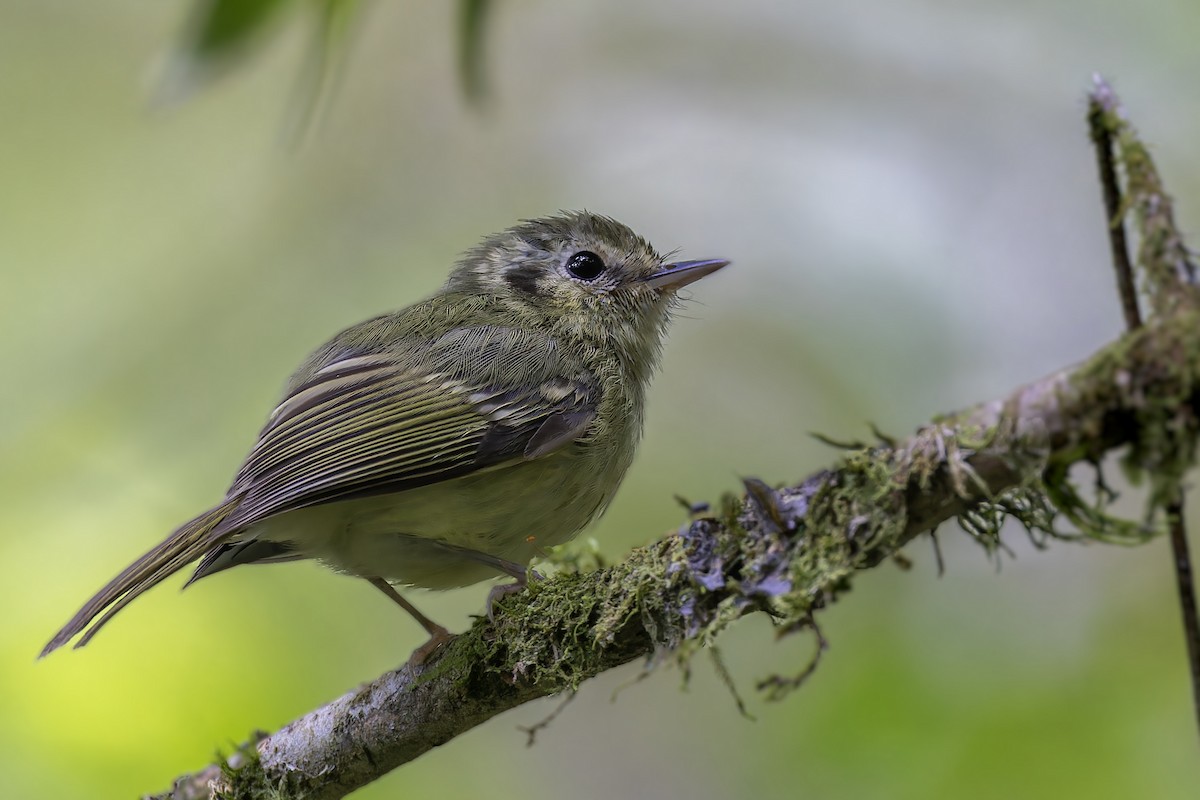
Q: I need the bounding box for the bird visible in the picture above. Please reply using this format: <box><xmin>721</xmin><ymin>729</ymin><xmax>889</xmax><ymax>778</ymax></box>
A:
<box><xmin>41</xmin><ymin>211</ymin><xmax>728</xmax><ymax>661</ymax></box>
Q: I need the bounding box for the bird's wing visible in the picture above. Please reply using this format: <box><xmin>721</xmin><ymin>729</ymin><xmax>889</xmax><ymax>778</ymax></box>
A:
<box><xmin>217</xmin><ymin>334</ymin><xmax>598</xmax><ymax>533</ymax></box>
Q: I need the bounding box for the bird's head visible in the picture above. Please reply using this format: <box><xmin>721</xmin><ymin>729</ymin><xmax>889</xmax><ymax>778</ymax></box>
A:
<box><xmin>447</xmin><ymin>211</ymin><xmax>728</xmax><ymax>365</ymax></box>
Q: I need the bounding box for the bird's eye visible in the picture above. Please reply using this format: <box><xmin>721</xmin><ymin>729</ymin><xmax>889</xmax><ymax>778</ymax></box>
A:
<box><xmin>565</xmin><ymin>251</ymin><xmax>606</xmax><ymax>282</ymax></box>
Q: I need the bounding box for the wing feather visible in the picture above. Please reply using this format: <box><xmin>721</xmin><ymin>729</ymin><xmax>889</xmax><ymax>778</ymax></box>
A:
<box><xmin>218</xmin><ymin>336</ymin><xmax>598</xmax><ymax>531</ymax></box>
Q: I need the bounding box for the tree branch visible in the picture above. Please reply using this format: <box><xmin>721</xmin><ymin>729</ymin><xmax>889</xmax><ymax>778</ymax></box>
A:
<box><xmin>152</xmin><ymin>80</ymin><xmax>1200</xmax><ymax>800</ymax></box>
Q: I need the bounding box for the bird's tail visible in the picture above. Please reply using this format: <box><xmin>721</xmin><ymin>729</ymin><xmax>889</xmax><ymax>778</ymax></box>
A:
<box><xmin>40</xmin><ymin>498</ymin><xmax>241</xmax><ymax>657</ymax></box>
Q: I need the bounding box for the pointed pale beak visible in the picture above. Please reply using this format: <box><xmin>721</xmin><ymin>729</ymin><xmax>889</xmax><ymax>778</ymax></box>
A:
<box><xmin>642</xmin><ymin>258</ymin><xmax>730</xmax><ymax>291</ymax></box>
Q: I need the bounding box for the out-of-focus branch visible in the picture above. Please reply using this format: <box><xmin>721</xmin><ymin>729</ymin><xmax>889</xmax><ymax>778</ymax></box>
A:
<box><xmin>151</xmin><ymin>80</ymin><xmax>1200</xmax><ymax>800</ymax></box>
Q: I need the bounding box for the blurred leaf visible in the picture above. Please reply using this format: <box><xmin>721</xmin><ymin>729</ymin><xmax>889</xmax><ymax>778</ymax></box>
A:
<box><xmin>157</xmin><ymin>0</ymin><xmax>364</xmax><ymax>143</ymax></box>
<box><xmin>188</xmin><ymin>0</ymin><xmax>294</xmax><ymax>62</ymax></box>
<box><xmin>281</xmin><ymin>0</ymin><xmax>362</xmax><ymax>145</ymax></box>
<box><xmin>157</xmin><ymin>0</ymin><xmax>488</xmax><ymax>136</ymax></box>
<box><xmin>157</xmin><ymin>0</ymin><xmax>295</xmax><ymax>104</ymax></box>
<box><xmin>458</xmin><ymin>0</ymin><xmax>491</xmax><ymax>103</ymax></box>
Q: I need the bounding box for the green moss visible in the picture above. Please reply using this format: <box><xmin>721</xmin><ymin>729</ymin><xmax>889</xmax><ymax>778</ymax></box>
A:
<box><xmin>1054</xmin><ymin>312</ymin><xmax>1200</xmax><ymax>541</ymax></box>
<box><xmin>213</xmin><ymin>735</ymin><xmax>283</xmax><ymax>800</ymax></box>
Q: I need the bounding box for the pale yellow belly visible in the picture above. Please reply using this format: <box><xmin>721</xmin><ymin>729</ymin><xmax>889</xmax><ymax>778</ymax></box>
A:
<box><xmin>244</xmin><ymin>447</ymin><xmax>626</xmax><ymax>589</ymax></box>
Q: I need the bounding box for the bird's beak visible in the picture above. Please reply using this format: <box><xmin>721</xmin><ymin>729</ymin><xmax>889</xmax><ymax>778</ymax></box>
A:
<box><xmin>642</xmin><ymin>258</ymin><xmax>730</xmax><ymax>291</ymax></box>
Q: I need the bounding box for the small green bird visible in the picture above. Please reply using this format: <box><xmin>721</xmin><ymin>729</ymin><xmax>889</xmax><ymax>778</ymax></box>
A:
<box><xmin>41</xmin><ymin>211</ymin><xmax>727</xmax><ymax>660</ymax></box>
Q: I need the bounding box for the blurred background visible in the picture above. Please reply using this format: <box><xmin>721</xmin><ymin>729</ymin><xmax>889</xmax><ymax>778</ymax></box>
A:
<box><xmin>4</xmin><ymin>1</ymin><xmax>1200</xmax><ymax>797</ymax></box>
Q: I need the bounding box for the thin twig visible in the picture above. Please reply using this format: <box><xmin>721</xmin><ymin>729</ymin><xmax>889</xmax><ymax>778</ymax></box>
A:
<box><xmin>930</xmin><ymin>529</ymin><xmax>945</xmax><ymax>577</ymax></box>
<box><xmin>1088</xmin><ymin>76</ymin><xmax>1143</xmax><ymax>331</ymax></box>
<box><xmin>517</xmin><ymin>691</ymin><xmax>577</xmax><ymax>747</ymax></box>
<box><xmin>1167</xmin><ymin>498</ymin><xmax>1200</xmax><ymax>733</ymax></box>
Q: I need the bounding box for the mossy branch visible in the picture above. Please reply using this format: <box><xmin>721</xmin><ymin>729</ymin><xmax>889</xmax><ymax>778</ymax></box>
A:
<box><xmin>150</xmin><ymin>81</ymin><xmax>1199</xmax><ymax>800</ymax></box>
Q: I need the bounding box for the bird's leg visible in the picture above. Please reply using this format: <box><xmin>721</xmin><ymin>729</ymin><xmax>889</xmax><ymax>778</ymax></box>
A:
<box><xmin>397</xmin><ymin>539</ymin><xmax>545</xmax><ymax>619</ymax></box>
<box><xmin>366</xmin><ymin>576</ymin><xmax>454</xmax><ymax>665</ymax></box>
<box><xmin>426</xmin><ymin>540</ymin><xmax>544</xmax><ymax>619</ymax></box>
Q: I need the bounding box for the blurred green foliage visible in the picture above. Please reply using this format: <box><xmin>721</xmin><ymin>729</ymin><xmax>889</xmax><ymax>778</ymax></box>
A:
<box><xmin>161</xmin><ymin>0</ymin><xmax>487</xmax><ymax>134</ymax></box>
<box><xmin>457</xmin><ymin>0</ymin><xmax>491</xmax><ymax>101</ymax></box>
<box><xmin>185</xmin><ymin>0</ymin><xmax>294</xmax><ymax>62</ymax></box>
<box><xmin>3</xmin><ymin>1</ymin><xmax>1199</xmax><ymax>798</ymax></box>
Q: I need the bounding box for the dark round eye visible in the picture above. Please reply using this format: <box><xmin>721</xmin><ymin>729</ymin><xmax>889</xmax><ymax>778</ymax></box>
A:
<box><xmin>565</xmin><ymin>250</ymin><xmax>606</xmax><ymax>281</ymax></box>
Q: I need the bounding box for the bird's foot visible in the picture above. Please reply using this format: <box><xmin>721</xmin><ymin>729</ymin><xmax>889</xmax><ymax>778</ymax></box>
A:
<box><xmin>486</xmin><ymin>567</ymin><xmax>545</xmax><ymax>621</ymax></box>
<box><xmin>408</xmin><ymin>625</ymin><xmax>456</xmax><ymax>666</ymax></box>
<box><xmin>367</xmin><ymin>576</ymin><xmax>457</xmax><ymax>665</ymax></box>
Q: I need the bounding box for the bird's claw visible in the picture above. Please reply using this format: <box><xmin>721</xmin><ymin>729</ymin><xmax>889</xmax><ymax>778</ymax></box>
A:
<box><xmin>408</xmin><ymin>625</ymin><xmax>456</xmax><ymax>666</ymax></box>
<box><xmin>485</xmin><ymin>568</ymin><xmax>544</xmax><ymax>621</ymax></box>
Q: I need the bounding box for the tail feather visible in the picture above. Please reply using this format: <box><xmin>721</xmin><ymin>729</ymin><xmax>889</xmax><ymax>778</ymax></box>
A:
<box><xmin>40</xmin><ymin>499</ymin><xmax>241</xmax><ymax>657</ymax></box>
